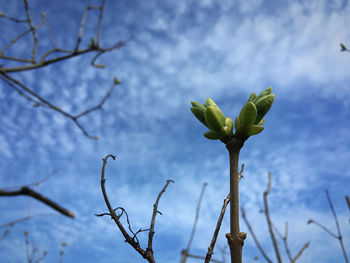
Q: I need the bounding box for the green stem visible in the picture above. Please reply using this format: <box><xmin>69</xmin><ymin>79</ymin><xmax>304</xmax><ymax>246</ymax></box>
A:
<box><xmin>226</xmin><ymin>137</ymin><xmax>245</xmax><ymax>263</ymax></box>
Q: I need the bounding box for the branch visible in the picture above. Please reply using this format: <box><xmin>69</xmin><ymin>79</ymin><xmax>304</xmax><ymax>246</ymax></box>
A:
<box><xmin>308</xmin><ymin>190</ymin><xmax>348</xmax><ymax>263</ymax></box>
<box><xmin>97</xmin><ymin>154</ymin><xmax>173</xmax><ymax>263</ymax></box>
<box><xmin>0</xmin><ymin>213</ymin><xmax>54</xmax><ymax>229</ymax></box>
<box><xmin>241</xmin><ymin>207</ymin><xmax>272</xmax><ymax>263</ymax></box>
<box><xmin>0</xmin><ymin>187</ymin><xmax>74</xmax><ymax>218</ymax></box>
<box><xmin>185</xmin><ymin>253</ymin><xmax>223</xmax><ymax>263</ymax></box>
<box><xmin>263</xmin><ymin>172</ymin><xmax>282</xmax><ymax>263</ymax></box>
<box><xmin>273</xmin><ymin>222</ymin><xmax>309</xmax><ymax>263</ymax></box>
<box><xmin>147</xmin><ymin>179</ymin><xmax>174</xmax><ymax>254</ymax></box>
<box><xmin>204</xmin><ymin>193</ymin><xmax>230</xmax><ymax>263</ymax></box>
<box><xmin>180</xmin><ymin>182</ymin><xmax>207</xmax><ymax>263</ymax></box>
<box><xmin>204</xmin><ymin>164</ymin><xmax>243</xmax><ymax>263</ymax></box>
<box><xmin>0</xmin><ymin>72</ymin><xmax>121</xmax><ymax>139</ymax></box>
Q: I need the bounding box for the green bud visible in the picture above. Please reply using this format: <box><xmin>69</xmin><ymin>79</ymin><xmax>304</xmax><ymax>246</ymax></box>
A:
<box><xmin>220</xmin><ymin>126</ymin><xmax>232</xmax><ymax>137</ymax></box>
<box><xmin>254</xmin><ymin>86</ymin><xmax>272</xmax><ymax>103</ymax></box>
<box><xmin>0</xmin><ymin>11</ymin><xmax>4</xmax><ymax>17</ymax></box>
<box><xmin>238</xmin><ymin>102</ymin><xmax>257</xmax><ymax>127</ymax></box>
<box><xmin>205</xmin><ymin>106</ymin><xmax>226</xmax><ymax>132</ymax></box>
<box><xmin>204</xmin><ymin>130</ymin><xmax>223</xmax><ymax>140</ymax></box>
<box><xmin>248</xmin><ymin>92</ymin><xmax>257</xmax><ymax>102</ymax></box>
<box><xmin>246</xmin><ymin>125</ymin><xmax>264</xmax><ymax>136</ymax></box>
<box><xmin>254</xmin><ymin>94</ymin><xmax>275</xmax><ymax>124</ymax></box>
<box><xmin>191</xmin><ymin>101</ymin><xmax>205</xmax><ymax>108</ymax></box>
<box><xmin>191</xmin><ymin>107</ymin><xmax>207</xmax><ymax>127</ymax></box>
<box><xmin>257</xmin><ymin>118</ymin><xmax>265</xmax><ymax>125</ymax></box>
<box><xmin>234</xmin><ymin>116</ymin><xmax>240</xmax><ymax>131</ymax></box>
<box><xmin>224</xmin><ymin>117</ymin><xmax>233</xmax><ymax>133</ymax></box>
<box><xmin>205</xmin><ymin>98</ymin><xmax>219</xmax><ymax>108</ymax></box>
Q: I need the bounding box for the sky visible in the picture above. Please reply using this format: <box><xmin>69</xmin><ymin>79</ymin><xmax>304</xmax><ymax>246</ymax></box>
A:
<box><xmin>0</xmin><ymin>0</ymin><xmax>350</xmax><ymax>262</ymax></box>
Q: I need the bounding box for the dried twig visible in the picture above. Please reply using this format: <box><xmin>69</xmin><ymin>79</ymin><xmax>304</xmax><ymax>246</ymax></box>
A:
<box><xmin>97</xmin><ymin>154</ymin><xmax>173</xmax><ymax>263</ymax></box>
<box><xmin>264</xmin><ymin>172</ymin><xmax>282</xmax><ymax>263</ymax></box>
<box><xmin>0</xmin><ymin>187</ymin><xmax>74</xmax><ymax>218</ymax></box>
<box><xmin>308</xmin><ymin>190</ymin><xmax>348</xmax><ymax>263</ymax></box>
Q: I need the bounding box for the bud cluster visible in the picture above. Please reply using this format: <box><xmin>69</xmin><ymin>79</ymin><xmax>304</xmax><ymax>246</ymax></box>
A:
<box><xmin>191</xmin><ymin>87</ymin><xmax>275</xmax><ymax>140</ymax></box>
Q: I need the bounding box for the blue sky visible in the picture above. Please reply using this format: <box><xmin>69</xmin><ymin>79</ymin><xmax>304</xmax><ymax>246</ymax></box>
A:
<box><xmin>0</xmin><ymin>0</ymin><xmax>350</xmax><ymax>262</ymax></box>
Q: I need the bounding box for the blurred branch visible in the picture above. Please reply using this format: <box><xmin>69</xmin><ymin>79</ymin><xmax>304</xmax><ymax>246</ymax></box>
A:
<box><xmin>97</xmin><ymin>154</ymin><xmax>174</xmax><ymax>263</ymax></box>
<box><xmin>242</xmin><ymin>172</ymin><xmax>309</xmax><ymax>263</ymax></box>
<box><xmin>0</xmin><ymin>186</ymin><xmax>74</xmax><ymax>218</ymax></box>
<box><xmin>0</xmin><ymin>0</ymin><xmax>129</xmax><ymax>139</ymax></box>
<box><xmin>241</xmin><ymin>207</ymin><xmax>272</xmax><ymax>263</ymax></box>
<box><xmin>0</xmin><ymin>213</ymin><xmax>54</xmax><ymax>229</ymax></box>
<box><xmin>24</xmin><ymin>231</ymin><xmax>47</xmax><ymax>263</ymax></box>
<box><xmin>308</xmin><ymin>190</ymin><xmax>348</xmax><ymax>263</ymax></box>
<box><xmin>264</xmin><ymin>172</ymin><xmax>282</xmax><ymax>263</ymax></box>
<box><xmin>180</xmin><ymin>182</ymin><xmax>207</xmax><ymax>263</ymax></box>
<box><xmin>273</xmin><ymin>222</ymin><xmax>309</xmax><ymax>263</ymax></box>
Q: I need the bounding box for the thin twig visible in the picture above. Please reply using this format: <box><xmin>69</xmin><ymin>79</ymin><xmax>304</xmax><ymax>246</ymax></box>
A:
<box><xmin>0</xmin><ymin>13</ymin><xmax>46</xmax><ymax>54</ymax></box>
<box><xmin>263</xmin><ymin>172</ymin><xmax>282</xmax><ymax>263</ymax></box>
<box><xmin>0</xmin><ymin>187</ymin><xmax>74</xmax><ymax>218</ymax></box>
<box><xmin>24</xmin><ymin>0</ymin><xmax>40</xmax><ymax>61</ymax></box>
<box><xmin>99</xmin><ymin>155</ymin><xmax>174</xmax><ymax>263</ymax></box>
<box><xmin>0</xmin><ymin>213</ymin><xmax>54</xmax><ymax>229</ymax></box>
<box><xmin>241</xmin><ymin>207</ymin><xmax>272</xmax><ymax>263</ymax></box>
<box><xmin>184</xmin><ymin>183</ymin><xmax>208</xmax><ymax>258</ymax></box>
<box><xmin>186</xmin><ymin>253</ymin><xmax>223</xmax><ymax>263</ymax></box>
<box><xmin>205</xmin><ymin>193</ymin><xmax>231</xmax><ymax>263</ymax></box>
<box><xmin>147</xmin><ymin>179</ymin><xmax>174</xmax><ymax>254</ymax></box>
<box><xmin>1</xmin><ymin>72</ymin><xmax>120</xmax><ymax>138</ymax></box>
<box><xmin>326</xmin><ymin>190</ymin><xmax>348</xmax><ymax>263</ymax></box>
<box><xmin>96</xmin><ymin>0</ymin><xmax>106</xmax><ymax>47</ymax></box>
<box><xmin>272</xmin><ymin>222</ymin><xmax>309</xmax><ymax>263</ymax></box>
<box><xmin>0</xmin><ymin>12</ymin><xmax>28</xmax><ymax>23</ymax></box>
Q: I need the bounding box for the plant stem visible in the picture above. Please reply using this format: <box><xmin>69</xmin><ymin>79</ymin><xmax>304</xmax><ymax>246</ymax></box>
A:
<box><xmin>225</xmin><ymin>138</ymin><xmax>245</xmax><ymax>263</ymax></box>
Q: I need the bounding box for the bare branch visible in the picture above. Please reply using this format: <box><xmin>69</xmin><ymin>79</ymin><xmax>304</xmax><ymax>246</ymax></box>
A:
<box><xmin>308</xmin><ymin>190</ymin><xmax>348</xmax><ymax>263</ymax></box>
<box><xmin>96</xmin><ymin>0</ymin><xmax>106</xmax><ymax>47</ymax></box>
<box><xmin>181</xmin><ymin>182</ymin><xmax>207</xmax><ymax>262</ymax></box>
<box><xmin>185</xmin><ymin>253</ymin><xmax>223</xmax><ymax>263</ymax></box>
<box><xmin>204</xmin><ymin>193</ymin><xmax>231</xmax><ymax>263</ymax></box>
<box><xmin>147</xmin><ymin>179</ymin><xmax>174</xmax><ymax>254</ymax></box>
<box><xmin>263</xmin><ymin>172</ymin><xmax>282</xmax><ymax>263</ymax></box>
<box><xmin>291</xmin><ymin>242</ymin><xmax>310</xmax><ymax>263</ymax></box>
<box><xmin>0</xmin><ymin>213</ymin><xmax>54</xmax><ymax>229</ymax></box>
<box><xmin>326</xmin><ymin>190</ymin><xmax>348</xmax><ymax>263</ymax></box>
<box><xmin>241</xmin><ymin>207</ymin><xmax>272</xmax><ymax>263</ymax></box>
<box><xmin>0</xmin><ymin>9</ymin><xmax>46</xmax><ymax>55</ymax></box>
<box><xmin>1</xmin><ymin>72</ymin><xmax>120</xmax><ymax>139</ymax></box>
<box><xmin>273</xmin><ymin>222</ymin><xmax>309</xmax><ymax>263</ymax></box>
<box><xmin>0</xmin><ymin>187</ymin><xmax>74</xmax><ymax>218</ymax></box>
<box><xmin>23</xmin><ymin>0</ymin><xmax>40</xmax><ymax>61</ymax></box>
<box><xmin>98</xmin><ymin>155</ymin><xmax>173</xmax><ymax>262</ymax></box>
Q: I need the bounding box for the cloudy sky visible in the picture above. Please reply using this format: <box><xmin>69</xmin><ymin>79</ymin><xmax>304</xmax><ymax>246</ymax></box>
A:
<box><xmin>1</xmin><ymin>0</ymin><xmax>350</xmax><ymax>262</ymax></box>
